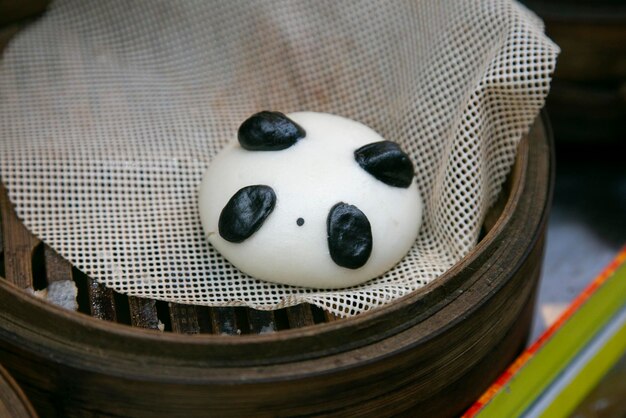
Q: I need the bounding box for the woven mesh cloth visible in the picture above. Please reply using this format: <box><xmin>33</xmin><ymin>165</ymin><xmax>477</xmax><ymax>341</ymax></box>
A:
<box><xmin>0</xmin><ymin>0</ymin><xmax>558</xmax><ymax>316</ymax></box>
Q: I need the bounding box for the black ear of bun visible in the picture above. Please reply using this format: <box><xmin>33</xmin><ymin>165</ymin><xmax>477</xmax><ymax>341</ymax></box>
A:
<box><xmin>238</xmin><ymin>111</ymin><xmax>306</xmax><ymax>151</ymax></box>
<box><xmin>327</xmin><ymin>202</ymin><xmax>372</xmax><ymax>269</ymax></box>
<box><xmin>354</xmin><ymin>141</ymin><xmax>414</xmax><ymax>188</ymax></box>
<box><xmin>219</xmin><ymin>185</ymin><xmax>276</xmax><ymax>243</ymax></box>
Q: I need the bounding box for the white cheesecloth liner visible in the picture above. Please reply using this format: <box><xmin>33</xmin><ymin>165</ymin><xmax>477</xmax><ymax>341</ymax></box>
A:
<box><xmin>0</xmin><ymin>0</ymin><xmax>559</xmax><ymax>316</ymax></box>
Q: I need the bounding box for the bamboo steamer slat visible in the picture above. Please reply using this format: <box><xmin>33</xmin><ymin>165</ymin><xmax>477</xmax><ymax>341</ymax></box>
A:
<box><xmin>0</xmin><ymin>112</ymin><xmax>553</xmax><ymax>417</ymax></box>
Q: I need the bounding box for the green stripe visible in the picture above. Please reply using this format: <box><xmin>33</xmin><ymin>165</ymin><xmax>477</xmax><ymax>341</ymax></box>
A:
<box><xmin>477</xmin><ymin>260</ymin><xmax>626</xmax><ymax>417</ymax></box>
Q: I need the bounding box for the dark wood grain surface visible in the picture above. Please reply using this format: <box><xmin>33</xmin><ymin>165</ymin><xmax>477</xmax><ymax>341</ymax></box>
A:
<box><xmin>0</xmin><ymin>364</ymin><xmax>37</xmax><ymax>418</ymax></box>
<box><xmin>0</xmin><ymin>184</ymin><xmax>40</xmax><ymax>289</ymax></box>
<box><xmin>169</xmin><ymin>303</ymin><xmax>200</xmax><ymax>334</ymax></box>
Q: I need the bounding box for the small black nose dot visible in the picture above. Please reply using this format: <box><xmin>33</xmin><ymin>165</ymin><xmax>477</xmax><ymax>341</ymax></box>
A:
<box><xmin>296</xmin><ymin>218</ymin><xmax>305</xmax><ymax>226</ymax></box>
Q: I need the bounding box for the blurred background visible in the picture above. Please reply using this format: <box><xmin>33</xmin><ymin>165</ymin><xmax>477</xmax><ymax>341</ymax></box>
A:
<box><xmin>520</xmin><ymin>2</ymin><xmax>625</xmax><ymax>416</ymax></box>
<box><xmin>514</xmin><ymin>0</ymin><xmax>625</xmax><ymax>354</ymax></box>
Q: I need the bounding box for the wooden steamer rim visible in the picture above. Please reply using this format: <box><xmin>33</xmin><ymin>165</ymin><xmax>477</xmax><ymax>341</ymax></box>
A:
<box><xmin>0</xmin><ymin>112</ymin><xmax>553</xmax><ymax>378</ymax></box>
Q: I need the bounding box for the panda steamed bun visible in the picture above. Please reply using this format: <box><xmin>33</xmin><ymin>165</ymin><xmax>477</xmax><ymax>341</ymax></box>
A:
<box><xmin>198</xmin><ymin>111</ymin><xmax>423</xmax><ymax>289</ymax></box>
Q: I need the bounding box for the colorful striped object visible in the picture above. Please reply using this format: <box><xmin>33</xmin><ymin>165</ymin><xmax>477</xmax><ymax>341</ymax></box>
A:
<box><xmin>464</xmin><ymin>246</ymin><xmax>626</xmax><ymax>418</ymax></box>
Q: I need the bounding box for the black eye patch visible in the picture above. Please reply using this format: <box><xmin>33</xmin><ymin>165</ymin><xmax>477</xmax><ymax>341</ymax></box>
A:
<box><xmin>327</xmin><ymin>202</ymin><xmax>372</xmax><ymax>269</ymax></box>
<box><xmin>354</xmin><ymin>141</ymin><xmax>414</xmax><ymax>188</ymax></box>
<box><xmin>219</xmin><ymin>185</ymin><xmax>276</xmax><ymax>243</ymax></box>
<box><xmin>238</xmin><ymin>111</ymin><xmax>306</xmax><ymax>151</ymax></box>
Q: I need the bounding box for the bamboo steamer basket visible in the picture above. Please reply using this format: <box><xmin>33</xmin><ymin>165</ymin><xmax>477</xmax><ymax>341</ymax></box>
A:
<box><xmin>0</xmin><ymin>115</ymin><xmax>553</xmax><ymax>417</ymax></box>
<box><xmin>0</xmin><ymin>10</ymin><xmax>554</xmax><ymax>418</ymax></box>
